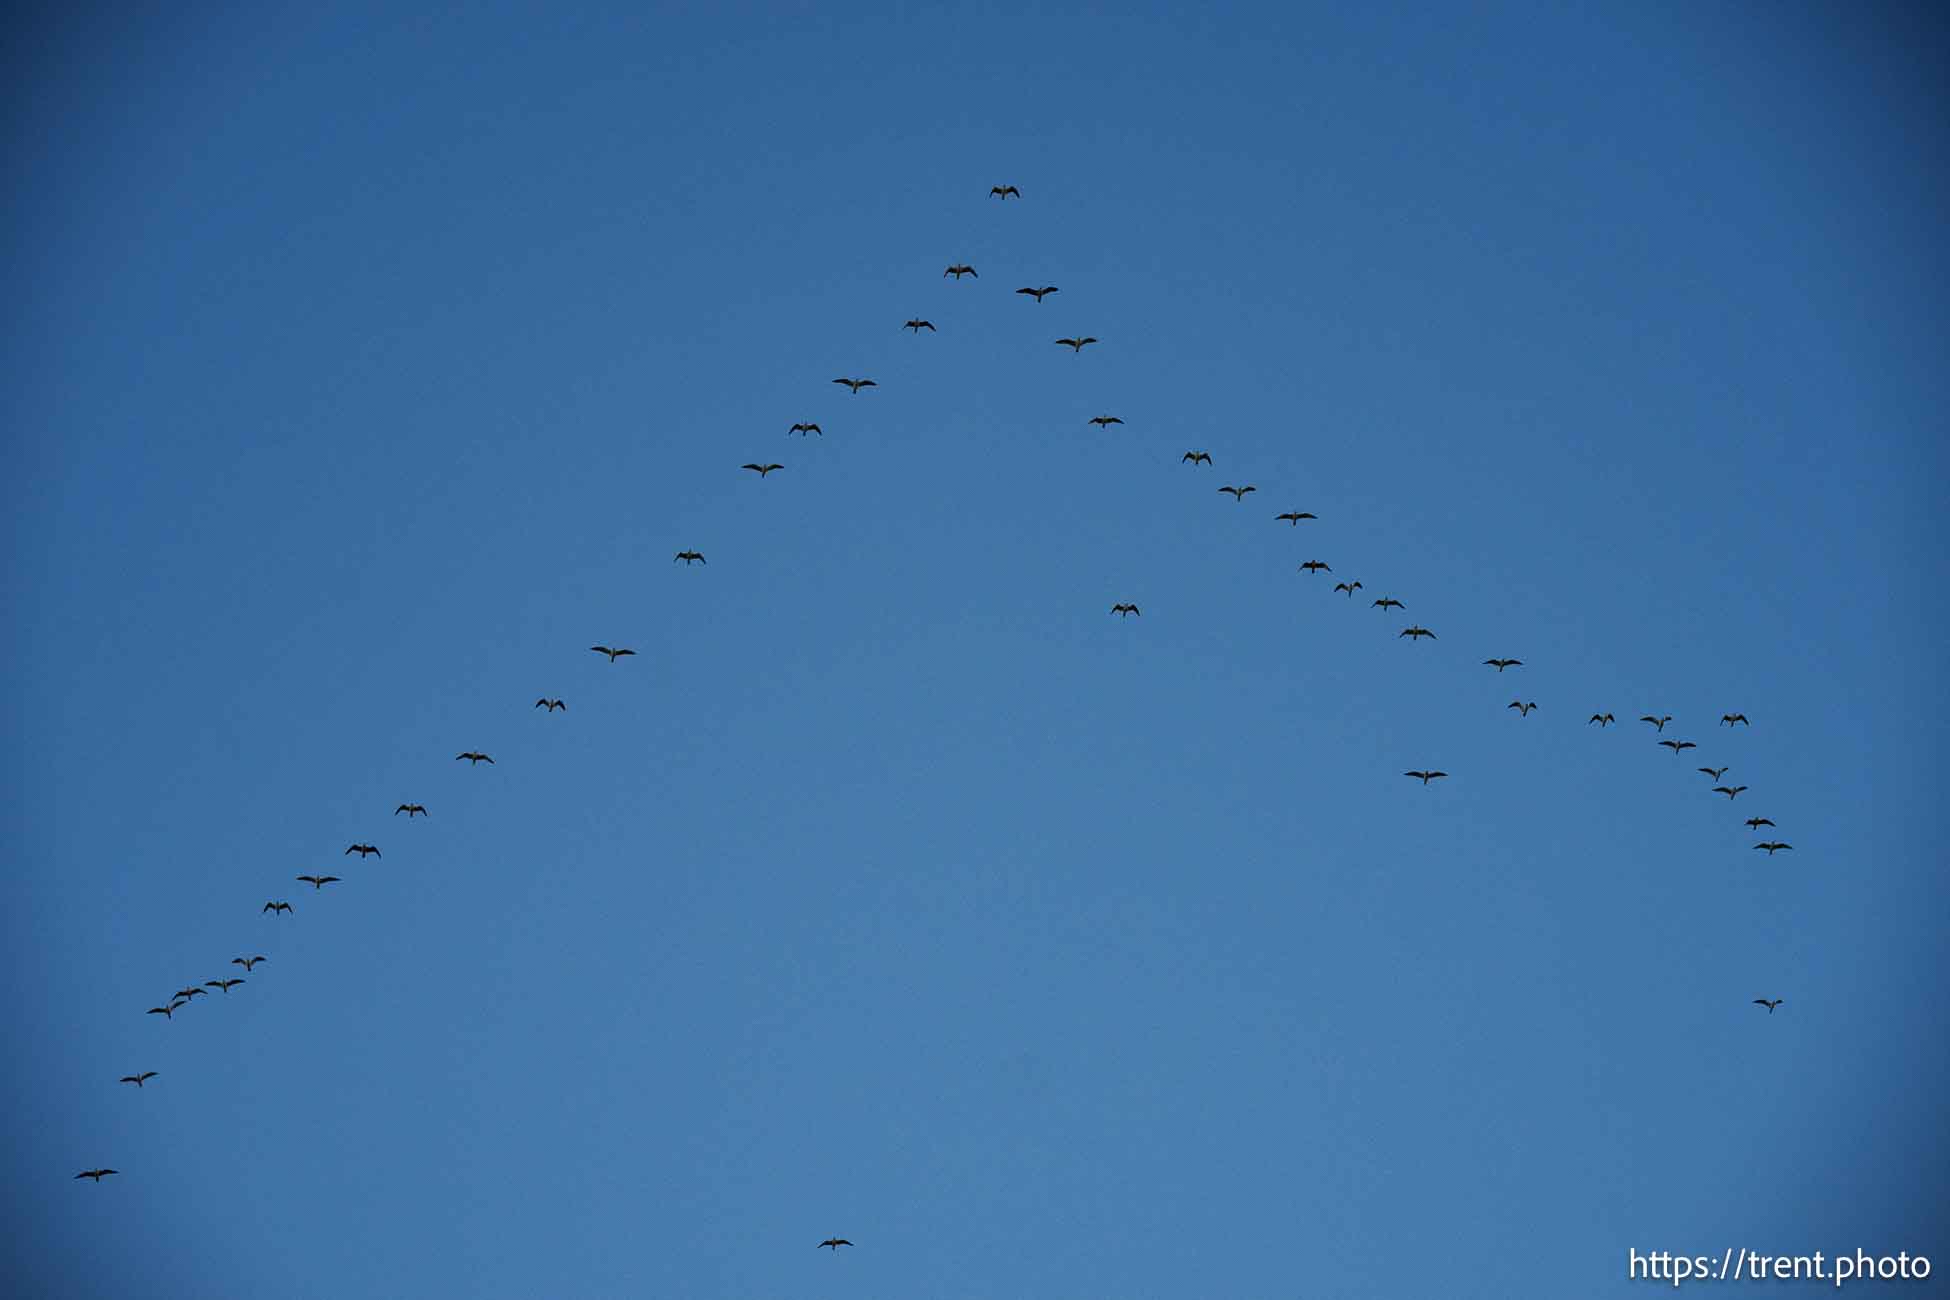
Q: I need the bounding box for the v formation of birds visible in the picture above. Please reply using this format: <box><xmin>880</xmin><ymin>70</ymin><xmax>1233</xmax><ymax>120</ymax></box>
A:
<box><xmin>71</xmin><ymin>183</ymin><xmax>1796</xmax><ymax>1247</ymax></box>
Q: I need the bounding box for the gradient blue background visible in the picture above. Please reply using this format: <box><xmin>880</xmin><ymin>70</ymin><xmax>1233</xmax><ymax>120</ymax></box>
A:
<box><xmin>6</xmin><ymin>3</ymin><xmax>1946</xmax><ymax>1296</ymax></box>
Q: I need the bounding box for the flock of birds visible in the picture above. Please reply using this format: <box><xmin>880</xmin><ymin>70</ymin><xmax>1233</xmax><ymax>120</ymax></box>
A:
<box><xmin>71</xmin><ymin>184</ymin><xmax>1800</xmax><ymax>1254</ymax></box>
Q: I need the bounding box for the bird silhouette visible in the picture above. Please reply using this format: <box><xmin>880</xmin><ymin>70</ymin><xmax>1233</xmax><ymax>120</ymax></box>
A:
<box><xmin>1110</xmin><ymin>604</ymin><xmax>1141</xmax><ymax>618</ymax></box>
<box><xmin>1275</xmin><ymin>511</ymin><xmax>1317</xmax><ymax>525</ymax></box>
<box><xmin>1484</xmin><ymin>658</ymin><xmax>1522</xmax><ymax>672</ymax></box>
<box><xmin>1711</xmin><ymin>785</ymin><xmax>1749</xmax><ymax>800</ymax></box>
<box><xmin>1753</xmin><ymin>998</ymin><xmax>1783</xmax><ymax>1014</ymax></box>
<box><xmin>1400</xmin><ymin>626</ymin><xmax>1436</xmax><ymax>640</ymax></box>
<box><xmin>395</xmin><ymin>804</ymin><xmax>427</xmax><ymax>817</ymax></box>
<box><xmin>990</xmin><ymin>184</ymin><xmax>1021</xmax><ymax>198</ymax></box>
<box><xmin>205</xmin><ymin>978</ymin><xmax>244</xmax><ymax>993</ymax></box>
<box><xmin>535</xmin><ymin>698</ymin><xmax>566</xmax><ymax>712</ymax></box>
<box><xmin>146</xmin><ymin>1003</ymin><xmax>183</xmax><ymax>1019</ymax></box>
<box><xmin>1298</xmin><ymin>560</ymin><xmax>1330</xmax><ymax>574</ymax></box>
<box><xmin>345</xmin><ymin>843</ymin><xmax>380</xmax><ymax>858</ymax></box>
<box><xmin>1333</xmin><ymin>581</ymin><xmax>1363</xmax><ymax>597</ymax></box>
<box><xmin>819</xmin><ymin>1239</ymin><xmax>853</xmax><ymax>1250</ymax></box>
<box><xmin>456</xmin><ymin>751</ymin><xmax>497</xmax><ymax>763</ymax></box>
<box><xmin>1055</xmin><ymin>337</ymin><xmax>1098</xmax><ymax>352</ymax></box>
<box><xmin>1404</xmin><ymin>770</ymin><xmax>1448</xmax><ymax>784</ymax></box>
<box><xmin>590</xmin><ymin>647</ymin><xmax>635</xmax><ymax>662</ymax></box>
<box><xmin>1640</xmin><ymin>714</ymin><xmax>1672</xmax><ymax>732</ymax></box>
<box><xmin>1088</xmin><ymin>415</ymin><xmax>1124</xmax><ymax>428</ymax></box>
<box><xmin>1372</xmin><ymin>597</ymin><xmax>1405</xmax><ymax>611</ymax></box>
<box><xmin>261</xmin><ymin>901</ymin><xmax>292</xmax><ymax>915</ymax></box>
<box><xmin>742</xmin><ymin>463</ymin><xmax>784</xmax><ymax>477</ymax></box>
<box><xmin>1182</xmin><ymin>451</ymin><xmax>1212</xmax><ymax>466</ymax></box>
<box><xmin>1016</xmin><ymin>285</ymin><xmax>1059</xmax><ymax>301</ymax></box>
<box><xmin>832</xmin><ymin>378</ymin><xmax>877</xmax><ymax>393</ymax></box>
<box><xmin>1744</xmin><ymin>817</ymin><xmax>1776</xmax><ymax>831</ymax></box>
<box><xmin>1698</xmin><ymin>766</ymin><xmax>1729</xmax><ymax>781</ymax></box>
<box><xmin>943</xmin><ymin>264</ymin><xmax>978</xmax><ymax>278</ymax></box>
<box><xmin>1508</xmin><ymin>701</ymin><xmax>1538</xmax><ymax>716</ymax></box>
<box><xmin>1753</xmin><ymin>842</ymin><xmax>1793</xmax><ymax>855</ymax></box>
<box><xmin>119</xmin><ymin>1072</ymin><xmax>158</xmax><ymax>1088</ymax></box>
<box><xmin>1588</xmin><ymin>713</ymin><xmax>1616</xmax><ymax>726</ymax></box>
<box><xmin>1658</xmin><ymin>739</ymin><xmax>1697</xmax><ymax>754</ymax></box>
<box><xmin>75</xmin><ymin>1169</ymin><xmax>118</xmax><ymax>1182</ymax></box>
<box><xmin>233</xmin><ymin>956</ymin><xmax>266</xmax><ymax>973</ymax></box>
<box><xmin>903</xmin><ymin>319</ymin><xmax>936</xmax><ymax>332</ymax></box>
<box><xmin>1220</xmin><ymin>485</ymin><xmax>1258</xmax><ymax>501</ymax></box>
<box><xmin>1721</xmin><ymin>713</ymin><xmax>1750</xmax><ymax>726</ymax></box>
<box><xmin>173</xmin><ymin>986</ymin><xmax>207</xmax><ymax>1002</ymax></box>
<box><xmin>673</xmin><ymin>551</ymin><xmax>706</xmax><ymax>565</ymax></box>
<box><xmin>788</xmin><ymin>422</ymin><xmax>823</xmax><ymax>436</ymax></box>
<box><xmin>297</xmin><ymin>874</ymin><xmax>341</xmax><ymax>890</ymax></box>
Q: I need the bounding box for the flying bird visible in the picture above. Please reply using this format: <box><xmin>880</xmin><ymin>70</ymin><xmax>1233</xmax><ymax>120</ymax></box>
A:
<box><xmin>1400</xmin><ymin>626</ymin><xmax>1436</xmax><ymax>640</ymax></box>
<box><xmin>590</xmin><ymin>646</ymin><xmax>635</xmax><ymax>662</ymax></box>
<box><xmin>990</xmin><ymin>184</ymin><xmax>1021</xmax><ymax>198</ymax></box>
<box><xmin>943</xmin><ymin>264</ymin><xmax>978</xmax><ymax>278</ymax></box>
<box><xmin>232</xmin><ymin>955</ymin><xmax>267</xmax><ymax>971</ymax></box>
<box><xmin>395</xmin><ymin>804</ymin><xmax>427</xmax><ymax>817</ymax></box>
<box><xmin>1015</xmin><ymin>285</ymin><xmax>1059</xmax><ymax>301</ymax></box>
<box><xmin>673</xmin><ymin>551</ymin><xmax>706</xmax><ymax>565</ymax></box>
<box><xmin>1055</xmin><ymin>336</ymin><xmax>1099</xmax><ymax>352</ymax></box>
<box><xmin>1088</xmin><ymin>416</ymin><xmax>1124</xmax><ymax>428</ymax></box>
<box><xmin>1298</xmin><ymin>560</ymin><xmax>1331</xmax><ymax>574</ymax></box>
<box><xmin>205</xmin><ymin>978</ymin><xmax>244</xmax><ymax>993</ymax></box>
<box><xmin>1372</xmin><ymin>597</ymin><xmax>1405</xmax><ymax>611</ymax></box>
<box><xmin>903</xmin><ymin>319</ymin><xmax>936</xmax><ymax>333</ymax></box>
<box><xmin>1484</xmin><ymin>658</ymin><xmax>1522</xmax><ymax>672</ymax></box>
<box><xmin>788</xmin><ymin>422</ymin><xmax>822</xmax><ymax>436</ymax></box>
<box><xmin>261</xmin><ymin>901</ymin><xmax>292</xmax><ymax>915</ymax></box>
<box><xmin>535</xmin><ymin>698</ymin><xmax>566</xmax><ymax>712</ymax></box>
<box><xmin>1753</xmin><ymin>998</ymin><xmax>1783</xmax><ymax>1014</ymax></box>
<box><xmin>1275</xmin><ymin>511</ymin><xmax>1317</xmax><ymax>525</ymax></box>
<box><xmin>1508</xmin><ymin>701</ymin><xmax>1538</xmax><ymax>716</ymax></box>
<box><xmin>1404</xmin><ymin>770</ymin><xmax>1448</xmax><ymax>784</ymax></box>
<box><xmin>1220</xmin><ymin>485</ymin><xmax>1257</xmax><ymax>501</ymax></box>
<box><xmin>1658</xmin><ymin>739</ymin><xmax>1697</xmax><ymax>754</ymax></box>
<box><xmin>75</xmin><ymin>1170</ymin><xmax>118</xmax><ymax>1182</ymax></box>
<box><xmin>173</xmin><ymin>986</ymin><xmax>207</xmax><ymax>1001</ymax></box>
<box><xmin>1712</xmin><ymin>785</ymin><xmax>1749</xmax><ymax>800</ymax></box>
<box><xmin>146</xmin><ymin>1003</ymin><xmax>183</xmax><ymax>1019</ymax></box>
<box><xmin>297</xmin><ymin>874</ymin><xmax>341</xmax><ymax>890</ymax></box>
<box><xmin>832</xmin><ymin>378</ymin><xmax>877</xmax><ymax>393</ymax></box>
<box><xmin>345</xmin><ymin>843</ymin><xmax>380</xmax><ymax>857</ymax></box>
<box><xmin>1588</xmin><ymin>713</ymin><xmax>1616</xmax><ymax>726</ymax></box>
<box><xmin>1721</xmin><ymin>713</ymin><xmax>1750</xmax><ymax>726</ymax></box>
<box><xmin>1110</xmin><ymin>604</ymin><xmax>1141</xmax><ymax>618</ymax></box>
<box><xmin>456</xmin><ymin>751</ymin><xmax>496</xmax><ymax>763</ymax></box>
<box><xmin>742</xmin><ymin>463</ymin><xmax>784</xmax><ymax>477</ymax></box>
<box><xmin>1744</xmin><ymin>818</ymin><xmax>1776</xmax><ymax>831</ymax></box>
<box><xmin>819</xmin><ymin>1239</ymin><xmax>853</xmax><ymax>1250</ymax></box>
<box><xmin>1333</xmin><ymin>581</ymin><xmax>1363</xmax><ymax>597</ymax></box>
<box><xmin>1640</xmin><ymin>715</ymin><xmax>1672</xmax><ymax>732</ymax></box>
<box><xmin>119</xmin><ymin>1072</ymin><xmax>158</xmax><ymax>1088</ymax></box>
<box><xmin>1753</xmin><ymin>842</ymin><xmax>1793</xmax><ymax>855</ymax></box>
<box><xmin>1181</xmin><ymin>451</ymin><xmax>1212</xmax><ymax>466</ymax></box>
<box><xmin>1698</xmin><ymin>766</ymin><xmax>1729</xmax><ymax>782</ymax></box>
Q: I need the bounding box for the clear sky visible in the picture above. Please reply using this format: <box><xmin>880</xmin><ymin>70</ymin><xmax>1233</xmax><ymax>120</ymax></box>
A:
<box><xmin>5</xmin><ymin>2</ymin><xmax>1946</xmax><ymax>1296</ymax></box>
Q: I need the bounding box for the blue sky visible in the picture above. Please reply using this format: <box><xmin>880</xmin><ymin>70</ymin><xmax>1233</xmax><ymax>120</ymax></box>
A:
<box><xmin>5</xmin><ymin>2</ymin><xmax>1946</xmax><ymax>1296</ymax></box>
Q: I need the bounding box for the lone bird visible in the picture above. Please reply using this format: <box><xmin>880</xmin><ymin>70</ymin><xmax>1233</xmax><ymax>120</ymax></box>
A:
<box><xmin>1181</xmin><ymin>451</ymin><xmax>1212</xmax><ymax>466</ymax></box>
<box><xmin>1372</xmin><ymin>597</ymin><xmax>1405</xmax><ymax>612</ymax></box>
<box><xmin>205</xmin><ymin>978</ymin><xmax>244</xmax><ymax>993</ymax></box>
<box><xmin>1088</xmin><ymin>416</ymin><xmax>1124</xmax><ymax>429</ymax></box>
<box><xmin>345</xmin><ymin>843</ymin><xmax>380</xmax><ymax>858</ymax></box>
<box><xmin>75</xmin><ymin>1170</ymin><xmax>118</xmax><ymax>1182</ymax></box>
<box><xmin>119</xmin><ymin>1072</ymin><xmax>158</xmax><ymax>1088</ymax></box>
<box><xmin>262</xmin><ymin>901</ymin><xmax>292</xmax><ymax>916</ymax></box>
<box><xmin>1333</xmin><ymin>581</ymin><xmax>1363</xmax><ymax>597</ymax></box>
<box><xmin>1721</xmin><ymin>713</ymin><xmax>1750</xmax><ymax>727</ymax></box>
<box><xmin>590</xmin><ymin>646</ymin><xmax>635</xmax><ymax>662</ymax></box>
<box><xmin>1110</xmin><ymin>604</ymin><xmax>1141</xmax><ymax>618</ymax></box>
<box><xmin>1220</xmin><ymin>485</ymin><xmax>1257</xmax><ymax>501</ymax></box>
<box><xmin>1744</xmin><ymin>817</ymin><xmax>1776</xmax><ymax>831</ymax></box>
<box><xmin>1055</xmin><ymin>336</ymin><xmax>1099</xmax><ymax>352</ymax></box>
<box><xmin>1298</xmin><ymin>560</ymin><xmax>1331</xmax><ymax>574</ymax></box>
<box><xmin>1640</xmin><ymin>714</ymin><xmax>1672</xmax><ymax>732</ymax></box>
<box><xmin>1015</xmin><ymin>285</ymin><xmax>1059</xmax><ymax>301</ymax></box>
<box><xmin>232</xmin><ymin>955</ymin><xmax>267</xmax><ymax>971</ymax></box>
<box><xmin>1400</xmin><ymin>626</ymin><xmax>1436</xmax><ymax>640</ymax></box>
<box><xmin>297</xmin><ymin>874</ymin><xmax>341</xmax><ymax>890</ymax></box>
<box><xmin>1753</xmin><ymin>842</ymin><xmax>1793</xmax><ymax>855</ymax></box>
<box><xmin>1589</xmin><ymin>713</ymin><xmax>1616</xmax><ymax>726</ymax></box>
<box><xmin>990</xmin><ymin>184</ymin><xmax>1021</xmax><ymax>198</ymax></box>
<box><xmin>456</xmin><ymin>751</ymin><xmax>497</xmax><ymax>763</ymax></box>
<box><xmin>1484</xmin><ymin>658</ymin><xmax>1522</xmax><ymax>672</ymax></box>
<box><xmin>943</xmin><ymin>264</ymin><xmax>978</xmax><ymax>278</ymax></box>
<box><xmin>819</xmin><ymin>1239</ymin><xmax>853</xmax><ymax>1250</ymax></box>
<box><xmin>535</xmin><ymin>698</ymin><xmax>565</xmax><ymax>712</ymax></box>
<box><xmin>832</xmin><ymin>378</ymin><xmax>877</xmax><ymax>393</ymax></box>
<box><xmin>1508</xmin><ymin>701</ymin><xmax>1538</xmax><ymax>717</ymax></box>
<box><xmin>1712</xmin><ymin>785</ymin><xmax>1749</xmax><ymax>800</ymax></box>
<box><xmin>1698</xmin><ymin>766</ymin><xmax>1729</xmax><ymax>782</ymax></box>
<box><xmin>673</xmin><ymin>551</ymin><xmax>706</xmax><ymax>565</ymax></box>
<box><xmin>742</xmin><ymin>463</ymin><xmax>784</xmax><ymax>477</ymax></box>
<box><xmin>1753</xmin><ymin>998</ymin><xmax>1783</xmax><ymax>1014</ymax></box>
<box><xmin>1404</xmin><ymin>770</ymin><xmax>1448</xmax><ymax>785</ymax></box>
<box><xmin>395</xmin><ymin>804</ymin><xmax>427</xmax><ymax>817</ymax></box>
<box><xmin>1275</xmin><ymin>511</ymin><xmax>1317</xmax><ymax>525</ymax></box>
<box><xmin>903</xmin><ymin>319</ymin><xmax>936</xmax><ymax>333</ymax></box>
<box><xmin>788</xmin><ymin>422</ymin><xmax>822</xmax><ymax>436</ymax></box>
<box><xmin>1658</xmin><ymin>739</ymin><xmax>1697</xmax><ymax>755</ymax></box>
